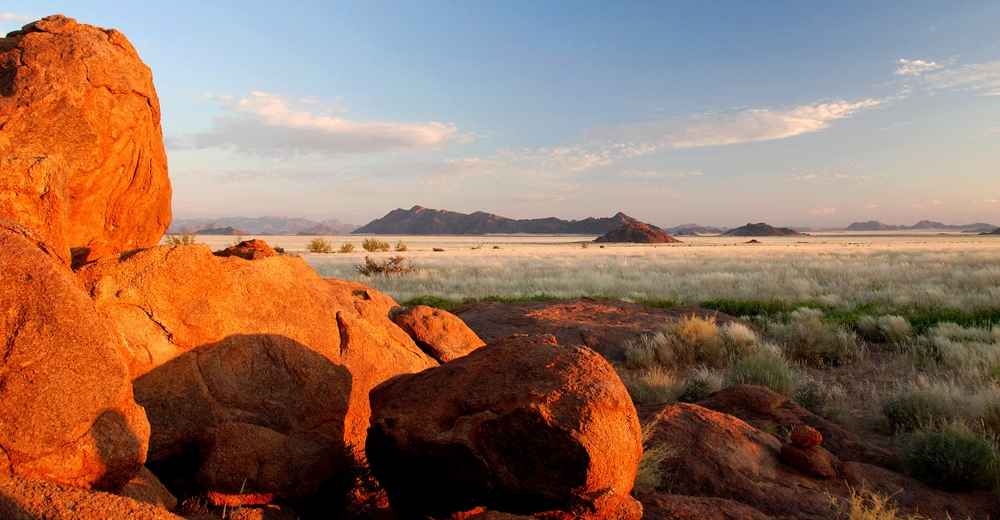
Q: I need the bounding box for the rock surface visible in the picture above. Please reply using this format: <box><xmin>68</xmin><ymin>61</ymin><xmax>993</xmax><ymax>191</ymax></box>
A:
<box><xmin>118</xmin><ymin>466</ymin><xmax>177</xmax><ymax>512</ymax></box>
<box><xmin>212</xmin><ymin>239</ymin><xmax>279</xmax><ymax>260</ymax></box>
<box><xmin>779</xmin><ymin>443</ymin><xmax>839</xmax><ymax>479</ymax></box>
<box><xmin>593</xmin><ymin>222</ymin><xmax>681</xmax><ymax>243</ymax></box>
<box><xmin>638</xmin><ymin>494</ymin><xmax>770</xmax><ymax>520</ymax></box>
<box><xmin>790</xmin><ymin>425</ymin><xmax>823</xmax><ymax>448</ymax></box>
<box><xmin>0</xmin><ymin>218</ymin><xmax>149</xmax><ymax>491</ymax></box>
<box><xmin>393</xmin><ymin>305</ymin><xmax>486</xmax><ymax>362</ymax></box>
<box><xmin>366</xmin><ymin>334</ymin><xmax>642</xmax><ymax>519</ymax></box>
<box><xmin>697</xmin><ymin>385</ymin><xmax>901</xmax><ymax>468</ymax></box>
<box><xmin>0</xmin><ymin>474</ymin><xmax>182</xmax><ymax>520</ymax></box>
<box><xmin>452</xmin><ymin>298</ymin><xmax>757</xmax><ymax>361</ymax></box>
<box><xmin>353</xmin><ymin>205</ymin><xmax>639</xmax><ymax>235</ymax></box>
<box><xmin>0</xmin><ymin>15</ymin><xmax>171</xmax><ymax>266</ymax></box>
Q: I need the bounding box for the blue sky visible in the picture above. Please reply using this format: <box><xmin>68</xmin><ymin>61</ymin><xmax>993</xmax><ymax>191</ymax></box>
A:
<box><xmin>4</xmin><ymin>2</ymin><xmax>999</xmax><ymax>227</ymax></box>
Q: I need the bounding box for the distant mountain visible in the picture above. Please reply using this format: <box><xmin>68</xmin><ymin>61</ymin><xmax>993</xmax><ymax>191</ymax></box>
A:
<box><xmin>196</xmin><ymin>226</ymin><xmax>244</xmax><ymax>236</ymax></box>
<box><xmin>845</xmin><ymin>221</ymin><xmax>902</xmax><ymax>231</ymax></box>
<box><xmin>722</xmin><ymin>223</ymin><xmax>806</xmax><ymax>237</ymax></box>
<box><xmin>168</xmin><ymin>216</ymin><xmax>359</xmax><ymax>235</ymax></box>
<box><xmin>594</xmin><ymin>222</ymin><xmax>682</xmax><ymax>243</ymax></box>
<box><xmin>665</xmin><ymin>223</ymin><xmax>728</xmax><ymax>236</ymax></box>
<box><xmin>352</xmin><ymin>206</ymin><xmax>639</xmax><ymax>235</ymax></box>
<box><xmin>983</xmin><ymin>227</ymin><xmax>1000</xmax><ymax>235</ymax></box>
<box><xmin>845</xmin><ymin>220</ymin><xmax>996</xmax><ymax>232</ymax></box>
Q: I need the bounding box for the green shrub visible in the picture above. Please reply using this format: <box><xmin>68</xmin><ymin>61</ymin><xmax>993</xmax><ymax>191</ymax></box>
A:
<box><xmin>726</xmin><ymin>354</ymin><xmax>798</xmax><ymax>396</ymax></box>
<box><xmin>678</xmin><ymin>377</ymin><xmax>713</xmax><ymax>403</ymax></box>
<box><xmin>905</xmin><ymin>423</ymin><xmax>1000</xmax><ymax>491</ymax></box>
<box><xmin>768</xmin><ymin>308</ymin><xmax>860</xmax><ymax>367</ymax></box>
<box><xmin>307</xmin><ymin>237</ymin><xmax>333</xmax><ymax>253</ymax></box>
<box><xmin>339</xmin><ymin>242</ymin><xmax>355</xmax><ymax>253</ymax></box>
<box><xmin>794</xmin><ymin>380</ymin><xmax>829</xmax><ymax>416</ymax></box>
<box><xmin>882</xmin><ymin>391</ymin><xmax>952</xmax><ymax>432</ymax></box>
<box><xmin>362</xmin><ymin>238</ymin><xmax>391</xmax><ymax>252</ymax></box>
<box><xmin>401</xmin><ymin>295</ymin><xmax>459</xmax><ymax>311</ymax></box>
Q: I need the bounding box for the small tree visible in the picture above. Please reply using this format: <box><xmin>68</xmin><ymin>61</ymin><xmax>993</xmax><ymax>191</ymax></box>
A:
<box><xmin>339</xmin><ymin>242</ymin><xmax>356</xmax><ymax>253</ymax></box>
<box><xmin>395</xmin><ymin>240</ymin><xmax>408</xmax><ymax>252</ymax></box>
<box><xmin>307</xmin><ymin>237</ymin><xmax>334</xmax><ymax>253</ymax></box>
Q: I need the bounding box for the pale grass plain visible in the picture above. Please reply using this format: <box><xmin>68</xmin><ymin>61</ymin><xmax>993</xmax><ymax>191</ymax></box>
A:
<box><xmin>187</xmin><ymin>232</ymin><xmax>1000</xmax><ymax>311</ymax></box>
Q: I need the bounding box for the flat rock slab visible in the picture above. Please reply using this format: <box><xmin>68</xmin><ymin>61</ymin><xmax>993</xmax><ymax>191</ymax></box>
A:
<box><xmin>452</xmin><ymin>297</ymin><xmax>756</xmax><ymax>360</ymax></box>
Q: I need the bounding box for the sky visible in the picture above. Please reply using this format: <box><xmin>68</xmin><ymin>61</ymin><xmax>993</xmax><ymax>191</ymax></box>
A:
<box><xmin>3</xmin><ymin>2</ymin><xmax>999</xmax><ymax>227</ymax></box>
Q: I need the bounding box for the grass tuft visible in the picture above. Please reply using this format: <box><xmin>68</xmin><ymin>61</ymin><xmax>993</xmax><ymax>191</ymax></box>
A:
<box><xmin>904</xmin><ymin>422</ymin><xmax>1000</xmax><ymax>491</ymax></box>
<box><xmin>726</xmin><ymin>353</ymin><xmax>799</xmax><ymax>396</ymax></box>
<box><xmin>633</xmin><ymin>420</ymin><xmax>674</xmax><ymax>495</ymax></box>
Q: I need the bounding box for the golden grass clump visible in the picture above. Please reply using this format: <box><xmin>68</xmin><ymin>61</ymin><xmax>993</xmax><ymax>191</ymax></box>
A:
<box><xmin>829</xmin><ymin>486</ymin><xmax>919</xmax><ymax>520</ymax></box>
<box><xmin>633</xmin><ymin>420</ymin><xmax>674</xmax><ymax>495</ymax></box>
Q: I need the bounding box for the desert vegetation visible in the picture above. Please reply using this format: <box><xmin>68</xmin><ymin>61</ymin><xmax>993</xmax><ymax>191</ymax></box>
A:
<box><xmin>306</xmin><ymin>236</ymin><xmax>333</xmax><ymax>253</ymax></box>
<box><xmin>362</xmin><ymin>237</ymin><xmax>391</xmax><ymax>252</ymax></box>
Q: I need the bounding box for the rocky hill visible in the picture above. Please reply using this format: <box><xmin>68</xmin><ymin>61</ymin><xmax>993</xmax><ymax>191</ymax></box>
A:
<box><xmin>665</xmin><ymin>223</ymin><xmax>728</xmax><ymax>235</ymax></box>
<box><xmin>352</xmin><ymin>205</ymin><xmax>638</xmax><ymax>235</ymax></box>
<box><xmin>722</xmin><ymin>222</ymin><xmax>805</xmax><ymax>237</ymax></box>
<box><xmin>168</xmin><ymin>216</ymin><xmax>359</xmax><ymax>235</ymax></box>
<box><xmin>845</xmin><ymin>221</ymin><xmax>901</xmax><ymax>231</ymax></box>
<box><xmin>847</xmin><ymin>220</ymin><xmax>996</xmax><ymax>232</ymax></box>
<box><xmin>595</xmin><ymin>222</ymin><xmax>682</xmax><ymax>243</ymax></box>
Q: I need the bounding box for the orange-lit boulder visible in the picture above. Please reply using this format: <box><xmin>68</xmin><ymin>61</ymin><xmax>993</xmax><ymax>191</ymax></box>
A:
<box><xmin>213</xmin><ymin>239</ymin><xmax>278</xmax><ymax>260</ymax></box>
<box><xmin>393</xmin><ymin>305</ymin><xmax>486</xmax><ymax>362</ymax></box>
<box><xmin>0</xmin><ymin>474</ymin><xmax>183</xmax><ymax>520</ymax></box>
<box><xmin>0</xmin><ymin>218</ymin><xmax>149</xmax><ymax>491</ymax></box>
<box><xmin>366</xmin><ymin>334</ymin><xmax>642</xmax><ymax>519</ymax></box>
<box><xmin>0</xmin><ymin>15</ymin><xmax>171</xmax><ymax>266</ymax></box>
<box><xmin>75</xmin><ymin>243</ymin><xmax>436</xmax><ymax>499</ymax></box>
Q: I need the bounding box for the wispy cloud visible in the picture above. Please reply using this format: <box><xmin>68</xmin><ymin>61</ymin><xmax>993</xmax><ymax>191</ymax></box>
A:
<box><xmin>810</xmin><ymin>207</ymin><xmax>836</xmax><ymax>215</ymax></box>
<box><xmin>172</xmin><ymin>91</ymin><xmax>472</xmax><ymax>155</ymax></box>
<box><xmin>894</xmin><ymin>59</ymin><xmax>942</xmax><ymax>76</ymax></box>
<box><xmin>976</xmin><ymin>198</ymin><xmax>997</xmax><ymax>204</ymax></box>
<box><xmin>579</xmin><ymin>99</ymin><xmax>879</xmax><ymax>154</ymax></box>
<box><xmin>619</xmin><ymin>169</ymin><xmax>703</xmax><ymax>179</ymax></box>
<box><xmin>921</xmin><ymin>60</ymin><xmax>1000</xmax><ymax>93</ymax></box>
<box><xmin>0</xmin><ymin>13</ymin><xmax>32</xmax><ymax>23</ymax></box>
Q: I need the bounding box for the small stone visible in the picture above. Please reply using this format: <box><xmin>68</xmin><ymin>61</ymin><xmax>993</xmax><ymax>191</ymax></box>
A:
<box><xmin>790</xmin><ymin>425</ymin><xmax>823</xmax><ymax>448</ymax></box>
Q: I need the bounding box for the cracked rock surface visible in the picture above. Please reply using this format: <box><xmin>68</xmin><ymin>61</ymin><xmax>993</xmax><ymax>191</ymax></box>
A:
<box><xmin>0</xmin><ymin>14</ymin><xmax>171</xmax><ymax>267</ymax></box>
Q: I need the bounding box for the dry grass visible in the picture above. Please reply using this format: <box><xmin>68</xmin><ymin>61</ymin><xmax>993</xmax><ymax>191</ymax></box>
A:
<box><xmin>829</xmin><ymin>486</ymin><xmax>920</xmax><ymax>520</ymax></box>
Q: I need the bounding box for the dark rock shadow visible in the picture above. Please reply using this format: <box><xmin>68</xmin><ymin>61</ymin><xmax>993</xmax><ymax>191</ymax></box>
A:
<box><xmin>135</xmin><ymin>334</ymin><xmax>352</xmax><ymax>514</ymax></box>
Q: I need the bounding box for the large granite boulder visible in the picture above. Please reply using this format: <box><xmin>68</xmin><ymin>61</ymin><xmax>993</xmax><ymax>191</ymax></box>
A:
<box><xmin>392</xmin><ymin>305</ymin><xmax>486</xmax><ymax>362</ymax></box>
<box><xmin>0</xmin><ymin>218</ymin><xmax>149</xmax><ymax>491</ymax></box>
<box><xmin>0</xmin><ymin>474</ymin><xmax>182</xmax><ymax>520</ymax></box>
<box><xmin>0</xmin><ymin>15</ymin><xmax>171</xmax><ymax>266</ymax></box>
<box><xmin>366</xmin><ymin>334</ymin><xmax>643</xmax><ymax>519</ymax></box>
<box><xmin>75</xmin><ymin>243</ymin><xmax>437</xmax><ymax>500</ymax></box>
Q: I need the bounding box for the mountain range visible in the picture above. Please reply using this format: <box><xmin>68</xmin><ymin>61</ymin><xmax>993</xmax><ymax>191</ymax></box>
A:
<box><xmin>845</xmin><ymin>220</ymin><xmax>996</xmax><ymax>232</ymax></box>
<box><xmin>351</xmin><ymin>206</ymin><xmax>639</xmax><ymax>235</ymax></box>
<box><xmin>168</xmin><ymin>216</ymin><xmax>360</xmax><ymax>235</ymax></box>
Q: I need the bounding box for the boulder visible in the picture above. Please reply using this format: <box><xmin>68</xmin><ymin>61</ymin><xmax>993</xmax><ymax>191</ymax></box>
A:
<box><xmin>75</xmin><ymin>243</ymin><xmax>437</xmax><ymax>499</ymax></box>
<box><xmin>452</xmin><ymin>298</ymin><xmax>757</xmax><ymax>361</ymax></box>
<box><xmin>779</xmin><ymin>444</ymin><xmax>839</xmax><ymax>479</ymax></box>
<box><xmin>638</xmin><ymin>494</ymin><xmax>770</xmax><ymax>520</ymax></box>
<box><xmin>0</xmin><ymin>474</ymin><xmax>182</xmax><ymax>520</ymax></box>
<box><xmin>393</xmin><ymin>305</ymin><xmax>486</xmax><ymax>362</ymax></box>
<box><xmin>213</xmin><ymin>239</ymin><xmax>277</xmax><ymax>260</ymax></box>
<box><xmin>790</xmin><ymin>425</ymin><xmax>823</xmax><ymax>448</ymax></box>
<box><xmin>697</xmin><ymin>384</ymin><xmax>901</xmax><ymax>469</ymax></box>
<box><xmin>0</xmin><ymin>218</ymin><xmax>149</xmax><ymax>491</ymax></box>
<box><xmin>118</xmin><ymin>466</ymin><xmax>177</xmax><ymax>511</ymax></box>
<box><xmin>0</xmin><ymin>15</ymin><xmax>171</xmax><ymax>266</ymax></box>
<box><xmin>594</xmin><ymin>222</ymin><xmax>681</xmax><ymax>243</ymax></box>
<box><xmin>366</xmin><ymin>335</ymin><xmax>642</xmax><ymax>519</ymax></box>
<box><xmin>637</xmin><ymin>402</ymin><xmax>840</xmax><ymax>519</ymax></box>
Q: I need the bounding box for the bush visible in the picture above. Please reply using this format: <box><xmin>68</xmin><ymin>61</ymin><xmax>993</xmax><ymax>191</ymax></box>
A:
<box><xmin>166</xmin><ymin>231</ymin><xmax>197</xmax><ymax>245</ymax></box>
<box><xmin>624</xmin><ymin>337</ymin><xmax>657</xmax><ymax>370</ymax></box>
<box><xmin>882</xmin><ymin>391</ymin><xmax>952</xmax><ymax>432</ymax></box>
<box><xmin>339</xmin><ymin>242</ymin><xmax>355</xmax><ymax>253</ymax></box>
<box><xmin>653</xmin><ymin>315</ymin><xmax>726</xmax><ymax>368</ymax></box>
<box><xmin>395</xmin><ymin>240</ymin><xmax>408</xmax><ymax>252</ymax></box>
<box><xmin>678</xmin><ymin>377</ymin><xmax>713</xmax><ymax>403</ymax></box>
<box><xmin>362</xmin><ymin>238</ymin><xmax>391</xmax><ymax>252</ymax></box>
<box><xmin>633</xmin><ymin>420</ymin><xmax>674</xmax><ymax>495</ymax></box>
<box><xmin>769</xmin><ymin>308</ymin><xmax>860</xmax><ymax>367</ymax></box>
<box><xmin>726</xmin><ymin>353</ymin><xmax>798</xmax><ymax>396</ymax></box>
<box><xmin>828</xmin><ymin>485</ymin><xmax>911</xmax><ymax>520</ymax></box>
<box><xmin>624</xmin><ymin>367</ymin><xmax>679</xmax><ymax>405</ymax></box>
<box><xmin>794</xmin><ymin>380</ymin><xmax>829</xmax><ymax>416</ymax></box>
<box><xmin>307</xmin><ymin>237</ymin><xmax>333</xmax><ymax>253</ymax></box>
<box><xmin>905</xmin><ymin>423</ymin><xmax>1000</xmax><ymax>491</ymax></box>
<box><xmin>857</xmin><ymin>315</ymin><xmax>915</xmax><ymax>346</ymax></box>
<box><xmin>353</xmin><ymin>255</ymin><xmax>415</xmax><ymax>276</ymax></box>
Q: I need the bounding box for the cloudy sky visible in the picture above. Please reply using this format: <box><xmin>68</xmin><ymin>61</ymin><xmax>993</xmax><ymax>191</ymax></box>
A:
<box><xmin>4</xmin><ymin>2</ymin><xmax>999</xmax><ymax>227</ymax></box>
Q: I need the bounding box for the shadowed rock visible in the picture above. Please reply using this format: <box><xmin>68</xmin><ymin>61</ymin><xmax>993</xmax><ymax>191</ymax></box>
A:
<box><xmin>594</xmin><ymin>222</ymin><xmax>681</xmax><ymax>243</ymax></box>
<box><xmin>366</xmin><ymin>334</ymin><xmax>642</xmax><ymax>519</ymax></box>
<box><xmin>0</xmin><ymin>15</ymin><xmax>171</xmax><ymax>266</ymax></box>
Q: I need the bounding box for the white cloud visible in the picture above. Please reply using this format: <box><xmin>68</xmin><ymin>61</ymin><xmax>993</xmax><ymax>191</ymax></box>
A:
<box><xmin>976</xmin><ymin>198</ymin><xmax>997</xmax><ymax>204</ymax></box>
<box><xmin>0</xmin><ymin>13</ymin><xmax>32</xmax><ymax>22</ymax></box>
<box><xmin>923</xmin><ymin>60</ymin><xmax>1000</xmax><ymax>92</ymax></box>
<box><xmin>201</xmin><ymin>93</ymin><xmax>233</xmax><ymax>101</ymax></box>
<box><xmin>866</xmin><ymin>204</ymin><xmax>879</xmax><ymax>209</ymax></box>
<box><xmin>619</xmin><ymin>169</ymin><xmax>703</xmax><ymax>179</ymax></box>
<box><xmin>579</xmin><ymin>99</ymin><xmax>879</xmax><ymax>154</ymax></box>
<box><xmin>894</xmin><ymin>59</ymin><xmax>942</xmax><ymax>76</ymax></box>
<box><xmin>178</xmin><ymin>91</ymin><xmax>472</xmax><ymax>155</ymax></box>
<box><xmin>810</xmin><ymin>207</ymin><xmax>836</xmax><ymax>215</ymax></box>
<box><xmin>931</xmin><ymin>200</ymin><xmax>942</xmax><ymax>205</ymax></box>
